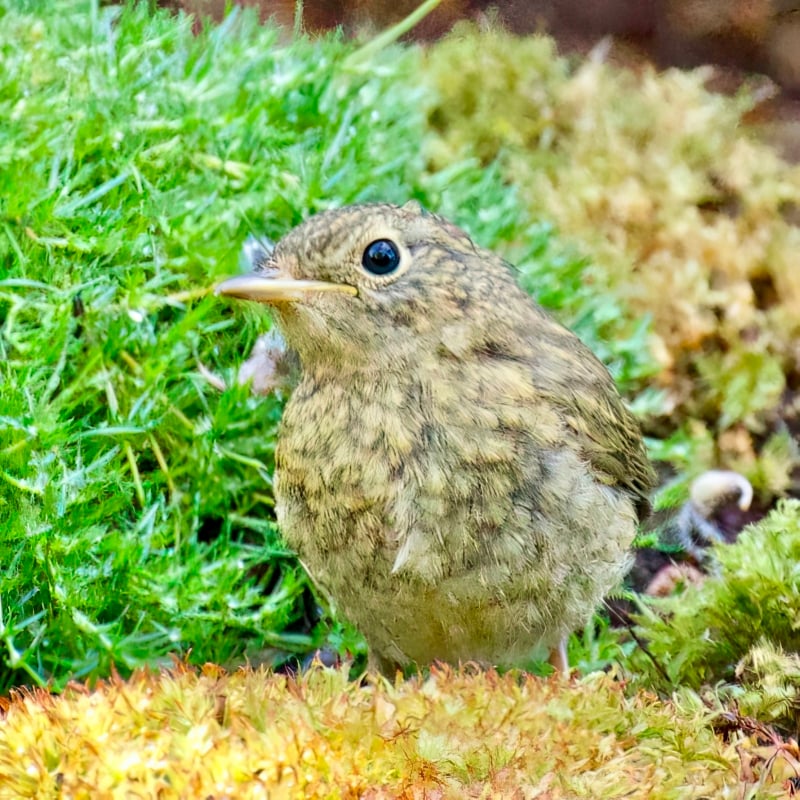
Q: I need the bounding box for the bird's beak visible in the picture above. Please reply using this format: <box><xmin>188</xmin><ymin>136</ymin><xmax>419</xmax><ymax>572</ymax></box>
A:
<box><xmin>215</xmin><ymin>273</ymin><xmax>358</xmax><ymax>303</ymax></box>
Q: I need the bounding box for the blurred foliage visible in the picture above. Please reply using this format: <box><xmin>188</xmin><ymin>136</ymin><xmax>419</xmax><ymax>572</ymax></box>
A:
<box><xmin>734</xmin><ymin>640</ymin><xmax>800</xmax><ymax>736</ymax></box>
<box><xmin>1</xmin><ymin>662</ymin><xmax>791</xmax><ymax>798</ymax></box>
<box><xmin>423</xmin><ymin>25</ymin><xmax>800</xmax><ymax>492</ymax></box>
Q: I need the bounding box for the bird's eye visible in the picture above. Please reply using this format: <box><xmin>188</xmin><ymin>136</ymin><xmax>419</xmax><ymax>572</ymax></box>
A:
<box><xmin>362</xmin><ymin>239</ymin><xmax>401</xmax><ymax>276</ymax></box>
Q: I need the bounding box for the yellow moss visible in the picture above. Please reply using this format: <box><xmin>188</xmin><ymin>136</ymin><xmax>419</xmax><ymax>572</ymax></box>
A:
<box><xmin>0</xmin><ymin>664</ymin><xmax>790</xmax><ymax>798</ymax></box>
<box><xmin>423</xmin><ymin>27</ymin><xmax>800</xmax><ymax>476</ymax></box>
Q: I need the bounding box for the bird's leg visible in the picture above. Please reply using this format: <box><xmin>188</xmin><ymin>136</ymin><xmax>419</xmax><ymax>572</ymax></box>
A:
<box><xmin>548</xmin><ymin>639</ymin><xmax>569</xmax><ymax>676</ymax></box>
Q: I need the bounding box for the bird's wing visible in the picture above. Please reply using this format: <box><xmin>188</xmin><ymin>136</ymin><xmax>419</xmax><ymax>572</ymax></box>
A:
<box><xmin>556</xmin><ymin>382</ymin><xmax>656</xmax><ymax>520</ymax></box>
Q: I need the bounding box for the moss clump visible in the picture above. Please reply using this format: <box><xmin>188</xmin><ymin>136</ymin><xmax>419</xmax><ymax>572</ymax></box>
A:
<box><xmin>0</xmin><ymin>663</ymin><xmax>788</xmax><ymax>798</ymax></box>
<box><xmin>734</xmin><ymin>640</ymin><xmax>800</xmax><ymax>735</ymax></box>
<box><xmin>632</xmin><ymin>500</ymin><xmax>800</xmax><ymax>728</ymax></box>
<box><xmin>424</xmin><ymin>27</ymin><xmax>800</xmax><ymax>490</ymax></box>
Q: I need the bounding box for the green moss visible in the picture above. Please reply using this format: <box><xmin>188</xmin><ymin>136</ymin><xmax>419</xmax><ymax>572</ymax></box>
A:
<box><xmin>632</xmin><ymin>501</ymin><xmax>800</xmax><ymax>724</ymax></box>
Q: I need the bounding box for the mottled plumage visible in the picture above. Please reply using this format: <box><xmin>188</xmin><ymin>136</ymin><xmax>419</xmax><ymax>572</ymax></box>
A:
<box><xmin>217</xmin><ymin>202</ymin><xmax>656</xmax><ymax>674</ymax></box>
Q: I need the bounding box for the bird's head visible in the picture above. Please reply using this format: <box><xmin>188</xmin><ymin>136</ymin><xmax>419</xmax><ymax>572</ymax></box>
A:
<box><xmin>216</xmin><ymin>202</ymin><xmax>524</xmax><ymax>373</ymax></box>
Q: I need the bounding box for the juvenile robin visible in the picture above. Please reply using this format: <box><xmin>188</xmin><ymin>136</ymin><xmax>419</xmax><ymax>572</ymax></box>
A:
<box><xmin>216</xmin><ymin>202</ymin><xmax>657</xmax><ymax>674</ymax></box>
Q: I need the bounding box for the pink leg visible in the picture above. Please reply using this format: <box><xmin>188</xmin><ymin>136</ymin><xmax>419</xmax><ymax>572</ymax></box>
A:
<box><xmin>548</xmin><ymin>638</ymin><xmax>569</xmax><ymax>676</ymax></box>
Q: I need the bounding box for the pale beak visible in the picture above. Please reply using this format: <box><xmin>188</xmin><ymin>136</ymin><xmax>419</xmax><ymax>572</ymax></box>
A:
<box><xmin>215</xmin><ymin>273</ymin><xmax>358</xmax><ymax>303</ymax></box>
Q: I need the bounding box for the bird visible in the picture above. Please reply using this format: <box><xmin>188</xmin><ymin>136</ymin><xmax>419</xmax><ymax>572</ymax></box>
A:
<box><xmin>216</xmin><ymin>201</ymin><xmax>657</xmax><ymax>675</ymax></box>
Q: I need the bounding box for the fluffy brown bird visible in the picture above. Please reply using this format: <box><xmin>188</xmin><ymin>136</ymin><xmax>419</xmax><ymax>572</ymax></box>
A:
<box><xmin>216</xmin><ymin>202</ymin><xmax>656</xmax><ymax>675</ymax></box>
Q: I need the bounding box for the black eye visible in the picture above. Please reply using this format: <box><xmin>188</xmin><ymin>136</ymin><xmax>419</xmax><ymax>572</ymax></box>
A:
<box><xmin>362</xmin><ymin>239</ymin><xmax>401</xmax><ymax>276</ymax></box>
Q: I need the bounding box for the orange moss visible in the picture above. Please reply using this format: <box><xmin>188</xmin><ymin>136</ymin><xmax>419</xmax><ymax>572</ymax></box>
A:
<box><xmin>0</xmin><ymin>664</ymin><xmax>790</xmax><ymax>798</ymax></box>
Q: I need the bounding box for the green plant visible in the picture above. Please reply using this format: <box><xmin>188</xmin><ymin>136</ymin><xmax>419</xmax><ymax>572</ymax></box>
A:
<box><xmin>631</xmin><ymin>501</ymin><xmax>800</xmax><ymax>701</ymax></box>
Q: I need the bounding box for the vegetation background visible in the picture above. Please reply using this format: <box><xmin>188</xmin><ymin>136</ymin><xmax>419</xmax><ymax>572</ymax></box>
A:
<box><xmin>1</xmin><ymin>0</ymin><xmax>800</xmax><ymax>795</ymax></box>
